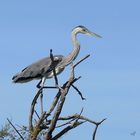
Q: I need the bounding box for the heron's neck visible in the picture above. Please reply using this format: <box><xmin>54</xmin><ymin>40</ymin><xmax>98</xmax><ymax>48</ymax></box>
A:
<box><xmin>64</xmin><ymin>31</ymin><xmax>80</xmax><ymax>66</ymax></box>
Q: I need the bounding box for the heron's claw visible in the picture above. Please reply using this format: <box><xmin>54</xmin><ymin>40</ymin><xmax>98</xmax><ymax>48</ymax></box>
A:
<box><xmin>37</xmin><ymin>80</ymin><xmax>42</xmax><ymax>88</ymax></box>
<box><xmin>36</xmin><ymin>84</ymin><xmax>41</xmax><ymax>89</ymax></box>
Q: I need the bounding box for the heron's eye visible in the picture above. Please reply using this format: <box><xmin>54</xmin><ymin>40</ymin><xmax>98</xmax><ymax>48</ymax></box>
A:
<box><xmin>82</xmin><ymin>28</ymin><xmax>86</xmax><ymax>32</ymax></box>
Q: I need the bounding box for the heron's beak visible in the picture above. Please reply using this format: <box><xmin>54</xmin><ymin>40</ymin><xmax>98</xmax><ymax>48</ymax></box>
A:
<box><xmin>86</xmin><ymin>30</ymin><xmax>102</xmax><ymax>38</ymax></box>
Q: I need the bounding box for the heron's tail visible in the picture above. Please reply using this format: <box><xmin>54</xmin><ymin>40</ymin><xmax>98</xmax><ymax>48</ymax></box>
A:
<box><xmin>12</xmin><ymin>73</ymin><xmax>33</xmax><ymax>83</ymax></box>
<box><xmin>12</xmin><ymin>73</ymin><xmax>20</xmax><ymax>83</ymax></box>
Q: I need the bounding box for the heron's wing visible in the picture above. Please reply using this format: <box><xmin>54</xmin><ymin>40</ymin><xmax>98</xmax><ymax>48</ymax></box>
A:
<box><xmin>12</xmin><ymin>55</ymin><xmax>64</xmax><ymax>83</ymax></box>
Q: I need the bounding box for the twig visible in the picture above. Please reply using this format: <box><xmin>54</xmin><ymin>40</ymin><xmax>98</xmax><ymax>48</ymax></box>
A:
<box><xmin>34</xmin><ymin>110</ymin><xmax>40</xmax><ymax>120</ymax></box>
<box><xmin>15</xmin><ymin>125</ymin><xmax>29</xmax><ymax>133</ymax></box>
<box><xmin>72</xmin><ymin>84</ymin><xmax>86</xmax><ymax>100</ymax></box>
<box><xmin>92</xmin><ymin>118</ymin><xmax>106</xmax><ymax>140</ymax></box>
<box><xmin>76</xmin><ymin>115</ymin><xmax>98</xmax><ymax>125</ymax></box>
<box><xmin>43</xmin><ymin>86</ymin><xmax>57</xmax><ymax>89</ymax></box>
<box><xmin>73</xmin><ymin>54</ymin><xmax>90</xmax><ymax>68</ymax></box>
<box><xmin>58</xmin><ymin>114</ymin><xmax>78</xmax><ymax>120</ymax></box>
<box><xmin>7</xmin><ymin>118</ymin><xmax>24</xmax><ymax>140</ymax></box>
<box><xmin>29</xmin><ymin>88</ymin><xmax>43</xmax><ymax>131</ymax></box>
<box><xmin>56</xmin><ymin>109</ymin><xmax>84</xmax><ymax>128</ymax></box>
<box><xmin>56</xmin><ymin>118</ymin><xmax>76</xmax><ymax>128</ymax></box>
<box><xmin>51</xmin><ymin>121</ymin><xmax>85</xmax><ymax>140</ymax></box>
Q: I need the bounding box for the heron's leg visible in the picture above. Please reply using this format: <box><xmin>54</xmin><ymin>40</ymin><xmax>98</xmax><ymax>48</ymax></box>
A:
<box><xmin>37</xmin><ymin>77</ymin><xmax>47</xmax><ymax>88</ymax></box>
<box><xmin>39</xmin><ymin>77</ymin><xmax>46</xmax><ymax>114</ymax></box>
<box><xmin>52</xmin><ymin>71</ymin><xmax>63</xmax><ymax>90</ymax></box>
<box><xmin>40</xmin><ymin>77</ymin><xmax>46</xmax><ymax>88</ymax></box>
<box><xmin>52</xmin><ymin>71</ymin><xmax>62</xmax><ymax>90</ymax></box>
<box><xmin>40</xmin><ymin>90</ymin><xmax>43</xmax><ymax>114</ymax></box>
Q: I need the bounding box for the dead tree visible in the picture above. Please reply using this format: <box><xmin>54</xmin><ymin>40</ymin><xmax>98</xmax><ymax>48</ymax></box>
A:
<box><xmin>9</xmin><ymin>51</ymin><xmax>106</xmax><ymax>140</ymax></box>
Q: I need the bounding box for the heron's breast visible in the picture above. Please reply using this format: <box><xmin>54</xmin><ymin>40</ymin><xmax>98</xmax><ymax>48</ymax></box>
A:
<box><xmin>45</xmin><ymin>66</ymin><xmax>65</xmax><ymax>78</ymax></box>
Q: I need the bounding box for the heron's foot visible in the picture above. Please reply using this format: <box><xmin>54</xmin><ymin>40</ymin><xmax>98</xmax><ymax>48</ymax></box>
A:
<box><xmin>36</xmin><ymin>80</ymin><xmax>42</xmax><ymax>89</ymax></box>
<box><xmin>36</xmin><ymin>84</ymin><xmax>44</xmax><ymax>91</ymax></box>
<box><xmin>36</xmin><ymin>83</ymin><xmax>41</xmax><ymax>89</ymax></box>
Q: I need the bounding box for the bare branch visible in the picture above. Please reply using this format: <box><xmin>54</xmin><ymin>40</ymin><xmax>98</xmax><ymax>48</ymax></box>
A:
<box><xmin>92</xmin><ymin>118</ymin><xmax>106</xmax><ymax>140</ymax></box>
<box><xmin>59</xmin><ymin>114</ymin><xmax>106</xmax><ymax>126</ymax></box>
<box><xmin>34</xmin><ymin>110</ymin><xmax>40</xmax><ymax>120</ymax></box>
<box><xmin>58</xmin><ymin>114</ymin><xmax>78</xmax><ymax>120</ymax></box>
<box><xmin>56</xmin><ymin>118</ymin><xmax>76</xmax><ymax>128</ymax></box>
<box><xmin>73</xmin><ymin>54</ymin><xmax>90</xmax><ymax>68</ymax></box>
<box><xmin>7</xmin><ymin>118</ymin><xmax>24</xmax><ymax>140</ymax></box>
<box><xmin>72</xmin><ymin>84</ymin><xmax>86</xmax><ymax>100</ymax></box>
<box><xmin>56</xmin><ymin>108</ymin><xmax>84</xmax><ymax>128</ymax></box>
<box><xmin>29</xmin><ymin>88</ymin><xmax>43</xmax><ymax>132</ymax></box>
<box><xmin>43</xmin><ymin>86</ymin><xmax>57</xmax><ymax>89</ymax></box>
<box><xmin>51</xmin><ymin>121</ymin><xmax>85</xmax><ymax>140</ymax></box>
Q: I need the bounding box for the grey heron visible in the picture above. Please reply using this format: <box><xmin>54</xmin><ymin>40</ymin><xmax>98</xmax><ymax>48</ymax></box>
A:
<box><xmin>12</xmin><ymin>25</ymin><xmax>101</xmax><ymax>88</ymax></box>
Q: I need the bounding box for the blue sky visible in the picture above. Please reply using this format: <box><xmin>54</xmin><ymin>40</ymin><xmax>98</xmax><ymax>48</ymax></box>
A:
<box><xmin>0</xmin><ymin>0</ymin><xmax>140</xmax><ymax>139</ymax></box>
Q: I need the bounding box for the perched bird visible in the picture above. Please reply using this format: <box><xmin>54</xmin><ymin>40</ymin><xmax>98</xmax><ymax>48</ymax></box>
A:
<box><xmin>12</xmin><ymin>25</ymin><xmax>101</xmax><ymax>88</ymax></box>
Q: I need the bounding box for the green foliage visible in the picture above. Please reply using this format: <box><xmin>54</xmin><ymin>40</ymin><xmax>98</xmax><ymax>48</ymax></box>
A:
<box><xmin>0</xmin><ymin>122</ymin><xmax>47</xmax><ymax>140</ymax></box>
<box><xmin>0</xmin><ymin>123</ymin><xmax>10</xmax><ymax>139</ymax></box>
<box><xmin>0</xmin><ymin>122</ymin><xmax>27</xmax><ymax>140</ymax></box>
<box><xmin>0</xmin><ymin>122</ymin><xmax>17</xmax><ymax>140</ymax></box>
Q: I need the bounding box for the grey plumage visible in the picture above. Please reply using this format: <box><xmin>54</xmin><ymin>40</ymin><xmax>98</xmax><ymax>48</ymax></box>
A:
<box><xmin>12</xmin><ymin>55</ymin><xmax>64</xmax><ymax>83</ymax></box>
<box><xmin>12</xmin><ymin>25</ymin><xmax>101</xmax><ymax>87</ymax></box>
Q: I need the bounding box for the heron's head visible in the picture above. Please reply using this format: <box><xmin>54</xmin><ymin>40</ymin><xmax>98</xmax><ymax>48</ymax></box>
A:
<box><xmin>72</xmin><ymin>25</ymin><xmax>102</xmax><ymax>38</ymax></box>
